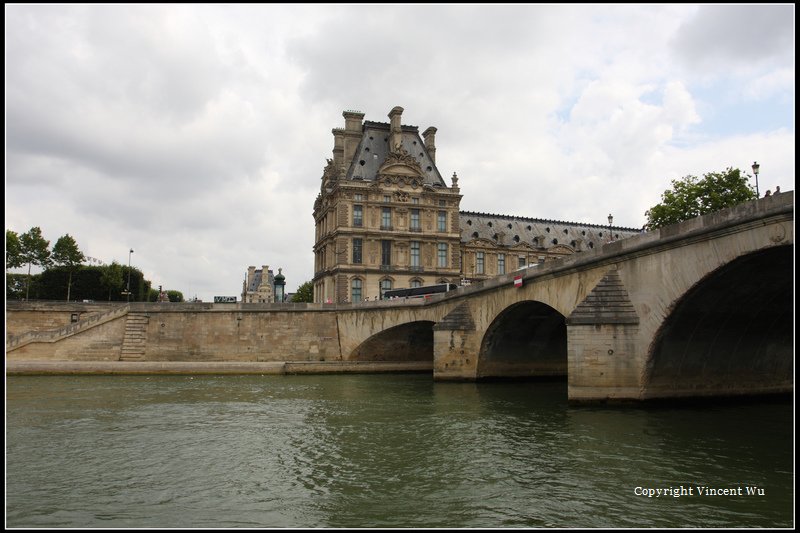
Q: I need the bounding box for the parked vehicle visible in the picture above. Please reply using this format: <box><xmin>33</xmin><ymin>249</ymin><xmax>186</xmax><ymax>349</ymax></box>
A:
<box><xmin>382</xmin><ymin>283</ymin><xmax>458</xmax><ymax>300</ymax></box>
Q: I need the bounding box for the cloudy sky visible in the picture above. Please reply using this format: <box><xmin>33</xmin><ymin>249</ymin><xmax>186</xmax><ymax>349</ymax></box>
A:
<box><xmin>5</xmin><ymin>4</ymin><xmax>794</xmax><ymax>301</ymax></box>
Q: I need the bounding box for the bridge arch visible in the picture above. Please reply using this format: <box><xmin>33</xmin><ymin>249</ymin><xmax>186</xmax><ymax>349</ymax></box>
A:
<box><xmin>350</xmin><ymin>320</ymin><xmax>436</xmax><ymax>362</ymax></box>
<box><xmin>477</xmin><ymin>301</ymin><xmax>567</xmax><ymax>379</ymax></box>
<box><xmin>644</xmin><ymin>245</ymin><xmax>793</xmax><ymax>398</ymax></box>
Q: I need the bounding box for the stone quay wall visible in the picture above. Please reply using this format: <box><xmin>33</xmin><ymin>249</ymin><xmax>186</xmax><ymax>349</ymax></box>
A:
<box><xmin>6</xmin><ymin>302</ymin><xmax>343</xmax><ymax>363</ymax></box>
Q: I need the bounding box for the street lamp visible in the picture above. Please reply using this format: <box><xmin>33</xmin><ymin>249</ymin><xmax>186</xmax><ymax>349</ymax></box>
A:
<box><xmin>607</xmin><ymin>214</ymin><xmax>613</xmax><ymax>243</ymax></box>
<box><xmin>126</xmin><ymin>248</ymin><xmax>134</xmax><ymax>302</ymax></box>
<box><xmin>751</xmin><ymin>161</ymin><xmax>760</xmax><ymax>198</ymax></box>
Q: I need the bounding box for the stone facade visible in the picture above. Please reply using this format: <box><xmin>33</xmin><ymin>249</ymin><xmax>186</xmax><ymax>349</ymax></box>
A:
<box><xmin>312</xmin><ymin>107</ymin><xmax>641</xmax><ymax>302</ymax></box>
<box><xmin>242</xmin><ymin>265</ymin><xmax>275</xmax><ymax>303</ymax></box>
<box><xmin>313</xmin><ymin>107</ymin><xmax>463</xmax><ymax>303</ymax></box>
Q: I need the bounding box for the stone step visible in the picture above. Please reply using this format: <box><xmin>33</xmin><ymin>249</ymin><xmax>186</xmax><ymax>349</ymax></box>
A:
<box><xmin>120</xmin><ymin>313</ymin><xmax>149</xmax><ymax>361</ymax></box>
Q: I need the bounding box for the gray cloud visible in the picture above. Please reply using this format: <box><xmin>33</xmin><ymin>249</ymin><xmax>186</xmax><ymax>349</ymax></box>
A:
<box><xmin>5</xmin><ymin>5</ymin><xmax>794</xmax><ymax>301</ymax></box>
<box><xmin>672</xmin><ymin>5</ymin><xmax>795</xmax><ymax>71</ymax></box>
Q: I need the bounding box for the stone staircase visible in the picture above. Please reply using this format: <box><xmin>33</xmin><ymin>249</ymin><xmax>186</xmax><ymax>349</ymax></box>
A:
<box><xmin>6</xmin><ymin>305</ymin><xmax>130</xmax><ymax>352</ymax></box>
<box><xmin>120</xmin><ymin>313</ymin><xmax>149</xmax><ymax>361</ymax></box>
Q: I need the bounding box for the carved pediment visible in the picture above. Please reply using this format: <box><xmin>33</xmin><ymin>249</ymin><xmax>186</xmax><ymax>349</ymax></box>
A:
<box><xmin>378</xmin><ymin>147</ymin><xmax>424</xmax><ymax>177</ymax></box>
<box><xmin>549</xmin><ymin>244</ymin><xmax>575</xmax><ymax>254</ymax></box>
<box><xmin>465</xmin><ymin>238</ymin><xmax>497</xmax><ymax>247</ymax></box>
<box><xmin>376</xmin><ymin>175</ymin><xmax>423</xmax><ymax>190</ymax></box>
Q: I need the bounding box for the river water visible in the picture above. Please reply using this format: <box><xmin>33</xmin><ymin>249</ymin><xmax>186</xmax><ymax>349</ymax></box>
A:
<box><xmin>5</xmin><ymin>374</ymin><xmax>794</xmax><ymax>528</ymax></box>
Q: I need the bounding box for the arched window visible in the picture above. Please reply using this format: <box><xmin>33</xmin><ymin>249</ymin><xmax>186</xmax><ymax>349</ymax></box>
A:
<box><xmin>410</xmin><ymin>278</ymin><xmax>423</xmax><ymax>288</ymax></box>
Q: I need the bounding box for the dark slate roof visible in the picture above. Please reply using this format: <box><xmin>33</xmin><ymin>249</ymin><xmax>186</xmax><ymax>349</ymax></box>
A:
<box><xmin>345</xmin><ymin>121</ymin><xmax>446</xmax><ymax>186</ymax></box>
<box><xmin>459</xmin><ymin>211</ymin><xmax>642</xmax><ymax>251</ymax></box>
<box><xmin>246</xmin><ymin>269</ymin><xmax>274</xmax><ymax>292</ymax></box>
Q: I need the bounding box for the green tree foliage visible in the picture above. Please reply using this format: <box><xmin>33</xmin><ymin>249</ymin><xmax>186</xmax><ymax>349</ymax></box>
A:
<box><xmin>147</xmin><ymin>288</ymin><xmax>184</xmax><ymax>302</ymax></box>
<box><xmin>51</xmin><ymin>234</ymin><xmax>86</xmax><ymax>301</ymax></box>
<box><xmin>6</xmin><ymin>230</ymin><xmax>23</xmax><ymax>270</ymax></box>
<box><xmin>166</xmin><ymin>290</ymin><xmax>184</xmax><ymax>303</ymax></box>
<box><xmin>645</xmin><ymin>168</ymin><xmax>757</xmax><ymax>230</ymax></box>
<box><xmin>8</xmin><ymin>225</ymin><xmax>167</xmax><ymax>301</ymax></box>
<box><xmin>291</xmin><ymin>280</ymin><xmax>314</xmax><ymax>303</ymax></box>
<box><xmin>19</xmin><ymin>227</ymin><xmax>51</xmax><ymax>300</ymax></box>
<box><xmin>100</xmin><ymin>262</ymin><xmax>125</xmax><ymax>301</ymax></box>
<box><xmin>6</xmin><ymin>273</ymin><xmax>28</xmax><ymax>300</ymax></box>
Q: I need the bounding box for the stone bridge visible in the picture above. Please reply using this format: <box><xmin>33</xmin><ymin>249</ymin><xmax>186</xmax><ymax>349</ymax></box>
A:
<box><xmin>6</xmin><ymin>193</ymin><xmax>793</xmax><ymax>402</ymax></box>
<box><xmin>336</xmin><ymin>192</ymin><xmax>793</xmax><ymax>400</ymax></box>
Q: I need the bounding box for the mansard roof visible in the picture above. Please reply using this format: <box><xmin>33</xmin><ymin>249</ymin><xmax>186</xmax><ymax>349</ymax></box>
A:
<box><xmin>459</xmin><ymin>211</ymin><xmax>642</xmax><ymax>251</ymax></box>
<box><xmin>345</xmin><ymin>121</ymin><xmax>446</xmax><ymax>187</ymax></box>
<box><xmin>246</xmin><ymin>268</ymin><xmax>274</xmax><ymax>293</ymax></box>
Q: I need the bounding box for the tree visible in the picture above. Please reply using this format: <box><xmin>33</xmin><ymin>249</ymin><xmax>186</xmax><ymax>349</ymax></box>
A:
<box><xmin>291</xmin><ymin>280</ymin><xmax>314</xmax><ymax>303</ymax></box>
<box><xmin>166</xmin><ymin>290</ymin><xmax>184</xmax><ymax>303</ymax></box>
<box><xmin>19</xmin><ymin>227</ymin><xmax>51</xmax><ymax>300</ymax></box>
<box><xmin>6</xmin><ymin>230</ymin><xmax>23</xmax><ymax>270</ymax></box>
<box><xmin>100</xmin><ymin>261</ymin><xmax>125</xmax><ymax>301</ymax></box>
<box><xmin>51</xmin><ymin>234</ymin><xmax>86</xmax><ymax>301</ymax></box>
<box><xmin>644</xmin><ymin>168</ymin><xmax>757</xmax><ymax>230</ymax></box>
<box><xmin>6</xmin><ymin>273</ymin><xmax>27</xmax><ymax>300</ymax></box>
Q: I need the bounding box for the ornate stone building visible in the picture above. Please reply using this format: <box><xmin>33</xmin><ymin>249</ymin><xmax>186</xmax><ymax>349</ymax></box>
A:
<box><xmin>242</xmin><ymin>265</ymin><xmax>275</xmax><ymax>303</ymax></box>
<box><xmin>312</xmin><ymin>107</ymin><xmax>640</xmax><ymax>303</ymax></box>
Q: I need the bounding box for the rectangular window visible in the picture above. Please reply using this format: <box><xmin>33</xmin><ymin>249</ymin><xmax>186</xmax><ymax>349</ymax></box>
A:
<box><xmin>410</xmin><ymin>241</ymin><xmax>420</xmax><ymax>267</ymax></box>
<box><xmin>498</xmin><ymin>253</ymin><xmax>505</xmax><ymax>275</ymax></box>
<box><xmin>476</xmin><ymin>252</ymin><xmax>485</xmax><ymax>274</ymax></box>
<box><xmin>518</xmin><ymin>256</ymin><xmax>526</xmax><ymax>268</ymax></box>
<box><xmin>351</xmin><ymin>279</ymin><xmax>362</xmax><ymax>303</ymax></box>
<box><xmin>410</xmin><ymin>209</ymin><xmax>420</xmax><ymax>230</ymax></box>
<box><xmin>383</xmin><ymin>195</ymin><xmax>391</xmax><ymax>203</ymax></box>
<box><xmin>352</xmin><ymin>238</ymin><xmax>362</xmax><ymax>264</ymax></box>
<box><xmin>353</xmin><ymin>205</ymin><xmax>363</xmax><ymax>227</ymax></box>
<box><xmin>382</xmin><ymin>207</ymin><xmax>392</xmax><ymax>230</ymax></box>
<box><xmin>439</xmin><ymin>199</ymin><xmax>447</xmax><ymax>207</ymax></box>
<box><xmin>381</xmin><ymin>240</ymin><xmax>392</xmax><ymax>266</ymax></box>
<box><xmin>437</xmin><ymin>211</ymin><xmax>446</xmax><ymax>232</ymax></box>
<box><xmin>354</xmin><ymin>193</ymin><xmax>362</xmax><ymax>201</ymax></box>
<box><xmin>438</xmin><ymin>243</ymin><xmax>448</xmax><ymax>268</ymax></box>
<box><xmin>380</xmin><ymin>278</ymin><xmax>392</xmax><ymax>298</ymax></box>
<box><xmin>412</xmin><ymin>197</ymin><xmax>419</xmax><ymax>205</ymax></box>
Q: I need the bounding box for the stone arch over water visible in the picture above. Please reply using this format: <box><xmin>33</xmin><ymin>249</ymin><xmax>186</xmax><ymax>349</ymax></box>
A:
<box><xmin>477</xmin><ymin>301</ymin><xmax>567</xmax><ymax>379</ymax></box>
<box><xmin>644</xmin><ymin>245</ymin><xmax>793</xmax><ymax>398</ymax></box>
<box><xmin>350</xmin><ymin>320</ymin><xmax>436</xmax><ymax>362</ymax></box>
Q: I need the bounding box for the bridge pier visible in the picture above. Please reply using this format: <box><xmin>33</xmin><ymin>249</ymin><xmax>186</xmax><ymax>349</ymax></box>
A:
<box><xmin>565</xmin><ymin>268</ymin><xmax>643</xmax><ymax>402</ymax></box>
<box><xmin>432</xmin><ymin>303</ymin><xmax>480</xmax><ymax>380</ymax></box>
<box><xmin>566</xmin><ymin>323</ymin><xmax>643</xmax><ymax>401</ymax></box>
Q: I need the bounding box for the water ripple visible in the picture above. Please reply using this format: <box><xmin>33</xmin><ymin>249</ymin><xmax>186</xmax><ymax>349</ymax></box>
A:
<box><xmin>6</xmin><ymin>375</ymin><xmax>793</xmax><ymax>528</ymax></box>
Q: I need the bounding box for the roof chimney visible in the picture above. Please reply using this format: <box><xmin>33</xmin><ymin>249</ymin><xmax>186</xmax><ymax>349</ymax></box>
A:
<box><xmin>422</xmin><ymin>126</ymin><xmax>437</xmax><ymax>164</ymax></box>
<box><xmin>343</xmin><ymin>110</ymin><xmax>364</xmax><ymax>132</ymax></box>
<box><xmin>331</xmin><ymin>128</ymin><xmax>344</xmax><ymax>170</ymax></box>
<box><xmin>389</xmin><ymin>106</ymin><xmax>404</xmax><ymax>152</ymax></box>
<box><xmin>342</xmin><ymin>110</ymin><xmax>365</xmax><ymax>166</ymax></box>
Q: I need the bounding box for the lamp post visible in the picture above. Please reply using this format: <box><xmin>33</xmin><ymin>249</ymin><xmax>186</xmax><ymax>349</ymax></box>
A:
<box><xmin>751</xmin><ymin>161</ymin><xmax>760</xmax><ymax>198</ymax></box>
<box><xmin>607</xmin><ymin>214</ymin><xmax>613</xmax><ymax>243</ymax></box>
<box><xmin>126</xmin><ymin>248</ymin><xmax>134</xmax><ymax>302</ymax></box>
